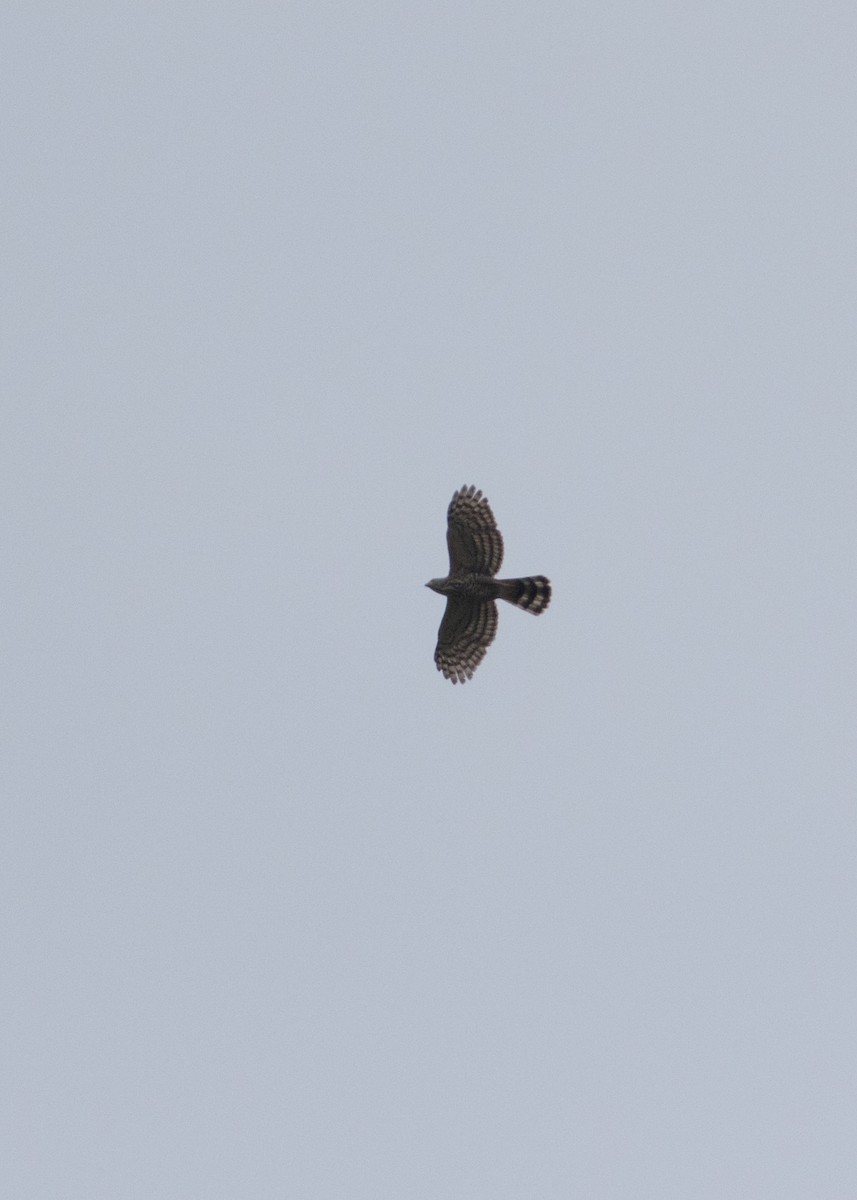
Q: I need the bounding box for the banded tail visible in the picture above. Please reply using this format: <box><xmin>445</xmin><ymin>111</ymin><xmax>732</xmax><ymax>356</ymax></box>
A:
<box><xmin>497</xmin><ymin>575</ymin><xmax>551</xmax><ymax>614</ymax></box>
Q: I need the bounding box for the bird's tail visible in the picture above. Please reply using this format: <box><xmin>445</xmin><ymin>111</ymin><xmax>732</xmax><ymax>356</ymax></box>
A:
<box><xmin>496</xmin><ymin>576</ymin><xmax>551</xmax><ymax>614</ymax></box>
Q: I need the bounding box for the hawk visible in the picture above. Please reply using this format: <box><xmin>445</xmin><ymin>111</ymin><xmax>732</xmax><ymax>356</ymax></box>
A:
<box><xmin>426</xmin><ymin>485</ymin><xmax>551</xmax><ymax>683</ymax></box>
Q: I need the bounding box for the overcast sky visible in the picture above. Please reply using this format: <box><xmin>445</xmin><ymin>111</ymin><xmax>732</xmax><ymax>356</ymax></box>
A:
<box><xmin>3</xmin><ymin>4</ymin><xmax>856</xmax><ymax>1197</ymax></box>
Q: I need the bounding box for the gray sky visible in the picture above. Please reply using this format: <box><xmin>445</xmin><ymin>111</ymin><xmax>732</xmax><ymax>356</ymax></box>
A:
<box><xmin>3</xmin><ymin>3</ymin><xmax>856</xmax><ymax>1197</ymax></box>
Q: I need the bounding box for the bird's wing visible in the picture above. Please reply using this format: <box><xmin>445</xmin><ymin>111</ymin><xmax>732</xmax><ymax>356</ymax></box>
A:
<box><xmin>434</xmin><ymin>597</ymin><xmax>498</xmax><ymax>684</ymax></box>
<box><xmin>446</xmin><ymin>485</ymin><xmax>504</xmax><ymax>576</ymax></box>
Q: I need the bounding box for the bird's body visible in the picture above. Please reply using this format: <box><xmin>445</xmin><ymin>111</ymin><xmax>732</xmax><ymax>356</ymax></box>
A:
<box><xmin>426</xmin><ymin>486</ymin><xmax>551</xmax><ymax>683</ymax></box>
<box><xmin>426</xmin><ymin>572</ymin><xmax>550</xmax><ymax>608</ymax></box>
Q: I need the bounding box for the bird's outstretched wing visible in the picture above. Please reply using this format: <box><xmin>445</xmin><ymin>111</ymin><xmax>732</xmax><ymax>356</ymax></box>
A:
<box><xmin>434</xmin><ymin>596</ymin><xmax>498</xmax><ymax>684</ymax></box>
<box><xmin>446</xmin><ymin>485</ymin><xmax>504</xmax><ymax>576</ymax></box>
